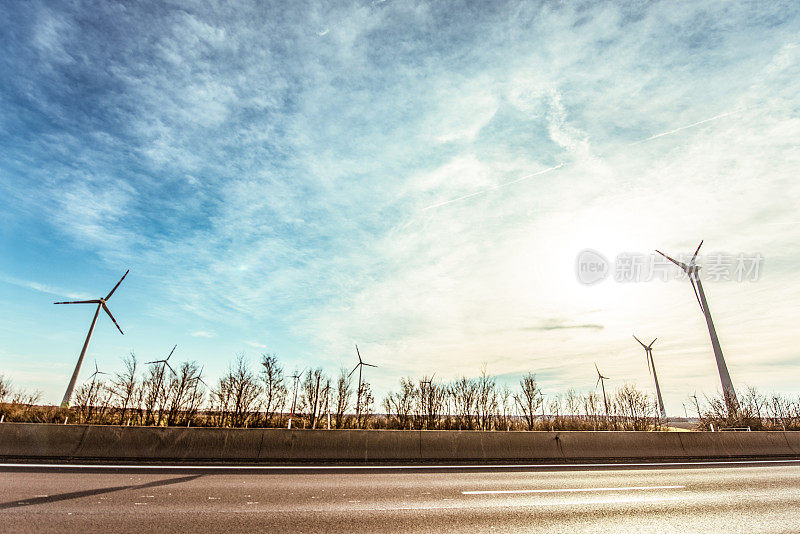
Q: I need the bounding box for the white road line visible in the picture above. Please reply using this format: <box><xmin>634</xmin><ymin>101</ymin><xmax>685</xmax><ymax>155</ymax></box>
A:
<box><xmin>463</xmin><ymin>485</ymin><xmax>686</xmax><ymax>495</ymax></box>
<box><xmin>0</xmin><ymin>459</ymin><xmax>798</xmax><ymax>470</ymax></box>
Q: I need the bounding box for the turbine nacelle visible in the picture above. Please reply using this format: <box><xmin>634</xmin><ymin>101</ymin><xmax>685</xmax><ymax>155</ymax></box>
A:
<box><xmin>656</xmin><ymin>241</ymin><xmax>705</xmax><ymax>313</ymax></box>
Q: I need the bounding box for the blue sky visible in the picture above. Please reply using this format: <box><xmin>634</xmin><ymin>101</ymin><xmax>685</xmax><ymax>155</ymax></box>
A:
<box><xmin>1</xmin><ymin>1</ymin><xmax>799</xmax><ymax>414</ymax></box>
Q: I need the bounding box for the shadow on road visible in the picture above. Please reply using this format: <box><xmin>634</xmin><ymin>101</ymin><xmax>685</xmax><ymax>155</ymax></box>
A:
<box><xmin>0</xmin><ymin>474</ymin><xmax>202</xmax><ymax>510</ymax></box>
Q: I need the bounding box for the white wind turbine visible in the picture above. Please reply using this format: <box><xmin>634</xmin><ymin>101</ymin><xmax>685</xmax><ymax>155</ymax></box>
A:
<box><xmin>633</xmin><ymin>335</ymin><xmax>666</xmax><ymax>419</ymax></box>
<box><xmin>656</xmin><ymin>241</ymin><xmax>738</xmax><ymax>411</ymax></box>
<box><xmin>349</xmin><ymin>344</ymin><xmax>377</xmax><ymax>422</ymax></box>
<box><xmin>54</xmin><ymin>270</ymin><xmax>128</xmax><ymax>407</ymax></box>
<box><xmin>595</xmin><ymin>363</ymin><xmax>610</xmax><ymax>416</ymax></box>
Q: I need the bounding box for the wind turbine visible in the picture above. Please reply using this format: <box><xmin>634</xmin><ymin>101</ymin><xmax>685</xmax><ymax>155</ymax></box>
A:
<box><xmin>87</xmin><ymin>359</ymin><xmax>109</xmax><ymax>383</ymax></box>
<box><xmin>288</xmin><ymin>369</ymin><xmax>303</xmax><ymax>429</ymax></box>
<box><xmin>595</xmin><ymin>363</ymin><xmax>610</xmax><ymax>416</ymax></box>
<box><xmin>145</xmin><ymin>345</ymin><xmax>178</xmax><ymax>399</ymax></box>
<box><xmin>320</xmin><ymin>382</ymin><xmax>332</xmax><ymax>429</ymax></box>
<box><xmin>420</xmin><ymin>373</ymin><xmax>436</xmax><ymax>429</ymax></box>
<box><xmin>349</xmin><ymin>344</ymin><xmax>377</xmax><ymax>421</ymax></box>
<box><xmin>189</xmin><ymin>366</ymin><xmax>209</xmax><ymax>388</ymax></box>
<box><xmin>54</xmin><ymin>269</ymin><xmax>129</xmax><ymax>407</ymax></box>
<box><xmin>656</xmin><ymin>241</ymin><xmax>738</xmax><ymax>411</ymax></box>
<box><xmin>633</xmin><ymin>335</ymin><xmax>666</xmax><ymax>419</ymax></box>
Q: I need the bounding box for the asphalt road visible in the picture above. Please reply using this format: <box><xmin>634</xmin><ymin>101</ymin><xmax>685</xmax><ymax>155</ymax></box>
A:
<box><xmin>2</xmin><ymin>460</ymin><xmax>800</xmax><ymax>533</ymax></box>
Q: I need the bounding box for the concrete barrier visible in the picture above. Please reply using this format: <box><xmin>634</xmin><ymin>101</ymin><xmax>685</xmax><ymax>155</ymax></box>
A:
<box><xmin>420</xmin><ymin>431</ymin><xmax>563</xmax><ymax>460</ymax></box>
<box><xmin>1</xmin><ymin>423</ymin><xmax>798</xmax><ymax>462</ymax></box>
<box><xmin>0</xmin><ymin>423</ymin><xmax>87</xmax><ymax>458</ymax></box>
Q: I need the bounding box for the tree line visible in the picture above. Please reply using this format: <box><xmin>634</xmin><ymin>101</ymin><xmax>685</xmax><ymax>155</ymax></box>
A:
<box><xmin>1</xmin><ymin>353</ymin><xmax>798</xmax><ymax>431</ymax></box>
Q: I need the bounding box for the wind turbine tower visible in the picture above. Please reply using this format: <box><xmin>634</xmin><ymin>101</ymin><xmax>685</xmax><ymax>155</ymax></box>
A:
<box><xmin>595</xmin><ymin>363</ymin><xmax>610</xmax><ymax>416</ymax></box>
<box><xmin>633</xmin><ymin>335</ymin><xmax>666</xmax><ymax>419</ymax></box>
<box><xmin>656</xmin><ymin>241</ymin><xmax>738</xmax><ymax>411</ymax></box>
<box><xmin>349</xmin><ymin>344</ymin><xmax>377</xmax><ymax>421</ymax></box>
<box><xmin>54</xmin><ymin>269</ymin><xmax>129</xmax><ymax>407</ymax></box>
<box><xmin>288</xmin><ymin>369</ymin><xmax>303</xmax><ymax>430</ymax></box>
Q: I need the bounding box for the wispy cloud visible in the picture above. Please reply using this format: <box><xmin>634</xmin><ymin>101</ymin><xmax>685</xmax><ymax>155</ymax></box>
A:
<box><xmin>0</xmin><ymin>274</ymin><xmax>90</xmax><ymax>301</ymax></box>
<box><xmin>190</xmin><ymin>331</ymin><xmax>216</xmax><ymax>339</ymax></box>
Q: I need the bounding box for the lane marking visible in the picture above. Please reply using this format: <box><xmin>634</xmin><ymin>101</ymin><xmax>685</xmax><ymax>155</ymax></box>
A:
<box><xmin>463</xmin><ymin>485</ymin><xmax>686</xmax><ymax>495</ymax></box>
<box><xmin>0</xmin><ymin>459</ymin><xmax>798</xmax><ymax>471</ymax></box>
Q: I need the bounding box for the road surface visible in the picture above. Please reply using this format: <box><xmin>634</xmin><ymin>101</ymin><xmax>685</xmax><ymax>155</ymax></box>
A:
<box><xmin>2</xmin><ymin>460</ymin><xmax>799</xmax><ymax>532</ymax></box>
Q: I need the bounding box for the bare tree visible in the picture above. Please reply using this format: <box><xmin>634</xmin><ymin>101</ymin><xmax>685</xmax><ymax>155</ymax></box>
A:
<box><xmin>334</xmin><ymin>367</ymin><xmax>352</xmax><ymax>429</ymax></box>
<box><xmin>0</xmin><ymin>374</ymin><xmax>13</xmax><ymax>404</ymax></box>
<box><xmin>74</xmin><ymin>376</ymin><xmax>112</xmax><ymax>424</ymax></box>
<box><xmin>451</xmin><ymin>377</ymin><xmax>478</xmax><ymax>430</ymax></box>
<box><xmin>613</xmin><ymin>384</ymin><xmax>656</xmax><ymax>431</ymax></box>
<box><xmin>228</xmin><ymin>354</ymin><xmax>262</xmax><ymax>428</ymax></box>
<box><xmin>142</xmin><ymin>361</ymin><xmax>170</xmax><ymax>426</ymax></box>
<box><xmin>110</xmin><ymin>352</ymin><xmax>138</xmax><ymax>425</ymax></box>
<box><xmin>476</xmin><ymin>366</ymin><xmax>497</xmax><ymax>430</ymax></box>
<box><xmin>386</xmin><ymin>377</ymin><xmax>416</xmax><ymax>429</ymax></box>
<box><xmin>514</xmin><ymin>373</ymin><xmax>544</xmax><ymax>430</ymax></box>
<box><xmin>499</xmin><ymin>384</ymin><xmax>512</xmax><ymax>431</ymax></box>
<box><xmin>301</xmin><ymin>368</ymin><xmax>324</xmax><ymax>429</ymax></box>
<box><xmin>260</xmin><ymin>353</ymin><xmax>286</xmax><ymax>427</ymax></box>
<box><xmin>356</xmin><ymin>381</ymin><xmax>374</xmax><ymax>429</ymax></box>
<box><xmin>514</xmin><ymin>373</ymin><xmax>543</xmax><ymax>430</ymax></box>
<box><xmin>165</xmin><ymin>361</ymin><xmax>204</xmax><ymax>426</ymax></box>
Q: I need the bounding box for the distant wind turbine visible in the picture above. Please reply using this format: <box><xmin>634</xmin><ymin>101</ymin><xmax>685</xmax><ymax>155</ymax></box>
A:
<box><xmin>189</xmin><ymin>366</ymin><xmax>209</xmax><ymax>388</ymax></box>
<box><xmin>420</xmin><ymin>373</ymin><xmax>435</xmax><ymax>429</ymax></box>
<box><xmin>288</xmin><ymin>369</ymin><xmax>304</xmax><ymax>429</ymax></box>
<box><xmin>54</xmin><ymin>269</ymin><xmax>129</xmax><ymax>407</ymax></box>
<box><xmin>595</xmin><ymin>363</ymin><xmax>610</xmax><ymax>416</ymax></box>
<box><xmin>145</xmin><ymin>345</ymin><xmax>178</xmax><ymax>401</ymax></box>
<box><xmin>633</xmin><ymin>335</ymin><xmax>666</xmax><ymax>419</ymax></box>
<box><xmin>349</xmin><ymin>344</ymin><xmax>377</xmax><ymax>421</ymax></box>
<box><xmin>656</xmin><ymin>241</ymin><xmax>738</xmax><ymax>412</ymax></box>
<box><xmin>86</xmin><ymin>359</ymin><xmax>109</xmax><ymax>383</ymax></box>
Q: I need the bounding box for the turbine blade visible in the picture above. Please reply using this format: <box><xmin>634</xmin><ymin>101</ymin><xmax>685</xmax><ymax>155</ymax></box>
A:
<box><xmin>690</xmin><ymin>278</ymin><xmax>704</xmax><ymax>313</ymax></box>
<box><xmin>105</xmin><ymin>269</ymin><xmax>130</xmax><ymax>301</ymax></box>
<box><xmin>655</xmin><ymin>250</ymin><xmax>691</xmax><ymax>272</ymax></box>
<box><xmin>165</xmin><ymin>362</ymin><xmax>177</xmax><ymax>376</ymax></box>
<box><xmin>144</xmin><ymin>360</ymin><xmax>160</xmax><ymax>365</ymax></box>
<box><xmin>596</xmin><ymin>376</ymin><xmax>600</xmax><ymax>388</ymax></box>
<box><xmin>648</xmin><ymin>338</ymin><xmax>657</xmax><ymax>349</ymax></box>
<box><xmin>363</xmin><ymin>363</ymin><xmax>377</xmax><ymax>368</ymax></box>
<box><xmin>348</xmin><ymin>364</ymin><xmax>359</xmax><ymax>377</ymax></box>
<box><xmin>632</xmin><ymin>335</ymin><xmax>647</xmax><ymax>348</ymax></box>
<box><xmin>166</xmin><ymin>344</ymin><xmax>177</xmax><ymax>361</ymax></box>
<box><xmin>101</xmin><ymin>303</ymin><xmax>124</xmax><ymax>335</ymax></box>
<box><xmin>355</xmin><ymin>344</ymin><xmax>362</xmax><ymax>364</ymax></box>
<box><xmin>690</xmin><ymin>240</ymin><xmax>704</xmax><ymax>265</ymax></box>
<box><xmin>54</xmin><ymin>300</ymin><xmax>101</xmax><ymax>305</ymax></box>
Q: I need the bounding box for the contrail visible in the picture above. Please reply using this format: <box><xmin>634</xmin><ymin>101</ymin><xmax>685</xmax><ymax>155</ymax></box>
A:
<box><xmin>629</xmin><ymin>109</ymin><xmax>741</xmax><ymax>146</ymax></box>
<box><xmin>422</xmin><ymin>163</ymin><xmax>563</xmax><ymax>211</ymax></box>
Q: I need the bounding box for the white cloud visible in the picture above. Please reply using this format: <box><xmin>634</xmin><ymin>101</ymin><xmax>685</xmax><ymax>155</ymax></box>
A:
<box><xmin>190</xmin><ymin>330</ymin><xmax>216</xmax><ymax>339</ymax></box>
